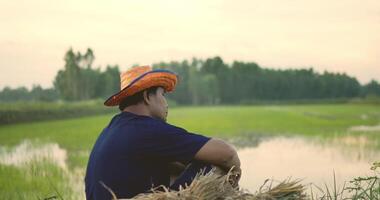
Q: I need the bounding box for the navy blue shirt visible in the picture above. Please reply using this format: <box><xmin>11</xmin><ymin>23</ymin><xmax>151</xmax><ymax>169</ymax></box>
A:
<box><xmin>85</xmin><ymin>112</ymin><xmax>210</xmax><ymax>199</ymax></box>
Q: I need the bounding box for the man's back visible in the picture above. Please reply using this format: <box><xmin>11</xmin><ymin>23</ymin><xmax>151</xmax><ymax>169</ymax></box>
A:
<box><xmin>85</xmin><ymin>112</ymin><xmax>210</xmax><ymax>199</ymax></box>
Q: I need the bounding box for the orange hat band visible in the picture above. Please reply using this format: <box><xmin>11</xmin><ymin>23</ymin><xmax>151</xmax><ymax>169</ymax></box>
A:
<box><xmin>122</xmin><ymin>69</ymin><xmax>177</xmax><ymax>92</ymax></box>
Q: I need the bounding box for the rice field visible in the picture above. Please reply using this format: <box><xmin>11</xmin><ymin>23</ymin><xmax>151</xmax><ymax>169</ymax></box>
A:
<box><xmin>0</xmin><ymin>104</ymin><xmax>379</xmax><ymax>199</ymax></box>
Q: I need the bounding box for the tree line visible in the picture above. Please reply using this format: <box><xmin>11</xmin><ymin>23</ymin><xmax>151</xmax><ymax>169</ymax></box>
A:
<box><xmin>1</xmin><ymin>48</ymin><xmax>379</xmax><ymax>105</ymax></box>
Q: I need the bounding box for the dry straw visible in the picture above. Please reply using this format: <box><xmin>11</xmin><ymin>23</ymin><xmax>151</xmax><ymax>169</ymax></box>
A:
<box><xmin>103</xmin><ymin>167</ymin><xmax>308</xmax><ymax>200</ymax></box>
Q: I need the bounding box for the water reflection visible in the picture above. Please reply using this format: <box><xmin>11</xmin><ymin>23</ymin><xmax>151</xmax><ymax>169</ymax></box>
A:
<box><xmin>0</xmin><ymin>140</ymin><xmax>67</xmax><ymax>170</ymax></box>
<box><xmin>237</xmin><ymin>136</ymin><xmax>380</xmax><ymax>193</ymax></box>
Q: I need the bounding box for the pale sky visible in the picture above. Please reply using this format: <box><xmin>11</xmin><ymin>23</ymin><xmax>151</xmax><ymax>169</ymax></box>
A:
<box><xmin>0</xmin><ymin>0</ymin><xmax>379</xmax><ymax>89</ymax></box>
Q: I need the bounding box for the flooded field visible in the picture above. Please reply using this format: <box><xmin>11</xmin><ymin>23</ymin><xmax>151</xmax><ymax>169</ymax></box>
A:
<box><xmin>237</xmin><ymin>136</ymin><xmax>380</xmax><ymax>194</ymax></box>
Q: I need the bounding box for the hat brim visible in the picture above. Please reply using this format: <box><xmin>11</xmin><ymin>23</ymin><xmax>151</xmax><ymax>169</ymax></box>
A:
<box><xmin>104</xmin><ymin>70</ymin><xmax>178</xmax><ymax>107</ymax></box>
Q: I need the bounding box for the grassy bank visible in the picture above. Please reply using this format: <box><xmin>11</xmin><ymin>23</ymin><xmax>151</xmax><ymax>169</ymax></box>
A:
<box><xmin>0</xmin><ymin>100</ymin><xmax>118</xmax><ymax>125</ymax></box>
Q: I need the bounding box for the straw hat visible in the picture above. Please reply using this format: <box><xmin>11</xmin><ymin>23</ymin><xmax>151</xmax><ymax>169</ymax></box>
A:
<box><xmin>104</xmin><ymin>65</ymin><xmax>178</xmax><ymax>106</ymax></box>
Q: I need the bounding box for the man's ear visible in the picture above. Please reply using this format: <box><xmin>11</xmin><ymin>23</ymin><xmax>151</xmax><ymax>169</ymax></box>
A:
<box><xmin>143</xmin><ymin>90</ymin><xmax>150</xmax><ymax>105</ymax></box>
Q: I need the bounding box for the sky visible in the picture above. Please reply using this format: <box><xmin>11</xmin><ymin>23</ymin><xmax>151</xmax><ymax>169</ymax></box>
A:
<box><xmin>0</xmin><ymin>0</ymin><xmax>379</xmax><ymax>89</ymax></box>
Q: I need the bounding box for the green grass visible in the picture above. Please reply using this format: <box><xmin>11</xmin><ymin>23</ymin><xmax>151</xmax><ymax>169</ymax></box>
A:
<box><xmin>169</xmin><ymin>104</ymin><xmax>380</xmax><ymax>136</ymax></box>
<box><xmin>0</xmin><ymin>104</ymin><xmax>379</xmax><ymax>199</ymax></box>
<box><xmin>0</xmin><ymin>162</ymin><xmax>74</xmax><ymax>200</ymax></box>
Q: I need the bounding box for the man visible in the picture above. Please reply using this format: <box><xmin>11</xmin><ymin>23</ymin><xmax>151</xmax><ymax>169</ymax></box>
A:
<box><xmin>85</xmin><ymin>66</ymin><xmax>241</xmax><ymax>199</ymax></box>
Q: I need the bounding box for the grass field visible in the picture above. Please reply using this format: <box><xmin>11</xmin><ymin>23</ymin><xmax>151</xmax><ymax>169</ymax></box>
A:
<box><xmin>0</xmin><ymin>104</ymin><xmax>379</xmax><ymax>199</ymax></box>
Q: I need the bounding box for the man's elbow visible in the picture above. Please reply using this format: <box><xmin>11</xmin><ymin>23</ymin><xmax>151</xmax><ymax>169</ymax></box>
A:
<box><xmin>195</xmin><ymin>138</ymin><xmax>240</xmax><ymax>170</ymax></box>
<box><xmin>220</xmin><ymin>145</ymin><xmax>240</xmax><ymax>169</ymax></box>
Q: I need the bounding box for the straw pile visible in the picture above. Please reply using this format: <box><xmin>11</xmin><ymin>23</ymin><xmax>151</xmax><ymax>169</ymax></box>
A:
<box><xmin>108</xmin><ymin>168</ymin><xmax>308</xmax><ymax>200</ymax></box>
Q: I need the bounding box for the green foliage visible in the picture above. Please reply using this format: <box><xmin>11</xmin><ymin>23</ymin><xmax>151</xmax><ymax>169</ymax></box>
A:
<box><xmin>362</xmin><ymin>80</ymin><xmax>380</xmax><ymax>97</ymax></box>
<box><xmin>53</xmin><ymin>48</ymin><xmax>120</xmax><ymax>101</ymax></box>
<box><xmin>97</xmin><ymin>65</ymin><xmax>121</xmax><ymax>99</ymax></box>
<box><xmin>0</xmin><ymin>162</ymin><xmax>73</xmax><ymax>200</ymax></box>
<box><xmin>153</xmin><ymin>57</ymin><xmax>377</xmax><ymax>105</ymax></box>
<box><xmin>314</xmin><ymin>162</ymin><xmax>380</xmax><ymax>200</ymax></box>
<box><xmin>2</xmin><ymin>49</ymin><xmax>380</xmax><ymax>106</ymax></box>
<box><xmin>0</xmin><ymin>85</ymin><xmax>59</xmax><ymax>102</ymax></box>
<box><xmin>344</xmin><ymin>162</ymin><xmax>380</xmax><ymax>200</ymax></box>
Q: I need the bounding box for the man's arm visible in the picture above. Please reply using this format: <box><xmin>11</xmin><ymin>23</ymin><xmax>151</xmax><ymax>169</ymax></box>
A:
<box><xmin>193</xmin><ymin>138</ymin><xmax>241</xmax><ymax>185</ymax></box>
<box><xmin>194</xmin><ymin>138</ymin><xmax>240</xmax><ymax>171</ymax></box>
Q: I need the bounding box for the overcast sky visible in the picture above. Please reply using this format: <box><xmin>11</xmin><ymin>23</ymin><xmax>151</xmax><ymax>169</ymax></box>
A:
<box><xmin>0</xmin><ymin>0</ymin><xmax>379</xmax><ymax>89</ymax></box>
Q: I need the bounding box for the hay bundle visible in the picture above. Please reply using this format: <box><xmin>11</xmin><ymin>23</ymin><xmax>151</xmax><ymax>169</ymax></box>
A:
<box><xmin>112</xmin><ymin>168</ymin><xmax>308</xmax><ymax>200</ymax></box>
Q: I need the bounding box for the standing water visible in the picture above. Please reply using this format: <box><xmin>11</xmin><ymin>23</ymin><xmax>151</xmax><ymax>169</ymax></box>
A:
<box><xmin>237</xmin><ymin>136</ymin><xmax>380</xmax><ymax>193</ymax></box>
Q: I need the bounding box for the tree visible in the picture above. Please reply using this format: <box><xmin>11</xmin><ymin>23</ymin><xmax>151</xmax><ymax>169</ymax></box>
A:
<box><xmin>54</xmin><ymin>48</ymin><xmax>81</xmax><ymax>101</ymax></box>
<box><xmin>54</xmin><ymin>48</ymin><xmax>101</xmax><ymax>101</ymax></box>
<box><xmin>96</xmin><ymin>65</ymin><xmax>120</xmax><ymax>99</ymax></box>
<box><xmin>362</xmin><ymin>80</ymin><xmax>380</xmax><ymax>97</ymax></box>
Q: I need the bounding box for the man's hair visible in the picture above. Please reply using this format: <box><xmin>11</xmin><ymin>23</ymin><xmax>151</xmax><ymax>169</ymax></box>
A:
<box><xmin>118</xmin><ymin>86</ymin><xmax>160</xmax><ymax>111</ymax></box>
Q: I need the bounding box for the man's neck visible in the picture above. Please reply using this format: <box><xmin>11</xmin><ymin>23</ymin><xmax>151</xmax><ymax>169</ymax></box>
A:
<box><xmin>122</xmin><ymin>104</ymin><xmax>151</xmax><ymax>118</ymax></box>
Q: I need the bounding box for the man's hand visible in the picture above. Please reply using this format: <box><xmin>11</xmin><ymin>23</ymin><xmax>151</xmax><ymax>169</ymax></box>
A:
<box><xmin>214</xmin><ymin>165</ymin><xmax>241</xmax><ymax>188</ymax></box>
<box><xmin>228</xmin><ymin>166</ymin><xmax>241</xmax><ymax>188</ymax></box>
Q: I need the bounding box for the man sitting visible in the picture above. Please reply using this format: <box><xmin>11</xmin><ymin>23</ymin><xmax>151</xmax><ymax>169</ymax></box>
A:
<box><xmin>85</xmin><ymin>66</ymin><xmax>241</xmax><ymax>199</ymax></box>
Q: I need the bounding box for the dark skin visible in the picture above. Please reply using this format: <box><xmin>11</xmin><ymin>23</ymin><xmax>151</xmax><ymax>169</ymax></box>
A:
<box><xmin>123</xmin><ymin>87</ymin><xmax>241</xmax><ymax>187</ymax></box>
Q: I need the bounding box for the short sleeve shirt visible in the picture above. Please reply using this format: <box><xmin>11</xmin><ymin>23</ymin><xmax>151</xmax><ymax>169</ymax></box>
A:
<box><xmin>84</xmin><ymin>112</ymin><xmax>210</xmax><ymax>199</ymax></box>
